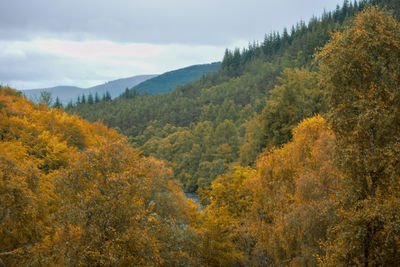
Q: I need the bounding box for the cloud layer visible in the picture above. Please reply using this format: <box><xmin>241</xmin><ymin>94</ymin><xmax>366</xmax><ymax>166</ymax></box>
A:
<box><xmin>0</xmin><ymin>39</ymin><xmax>229</xmax><ymax>89</ymax></box>
<box><xmin>0</xmin><ymin>0</ymin><xmax>342</xmax><ymax>89</ymax></box>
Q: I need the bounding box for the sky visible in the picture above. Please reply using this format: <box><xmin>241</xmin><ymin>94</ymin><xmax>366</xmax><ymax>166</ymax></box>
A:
<box><xmin>0</xmin><ymin>0</ymin><xmax>344</xmax><ymax>90</ymax></box>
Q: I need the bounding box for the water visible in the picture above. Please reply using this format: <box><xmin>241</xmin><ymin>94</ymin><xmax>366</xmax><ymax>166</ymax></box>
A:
<box><xmin>184</xmin><ymin>192</ymin><xmax>199</xmax><ymax>203</ymax></box>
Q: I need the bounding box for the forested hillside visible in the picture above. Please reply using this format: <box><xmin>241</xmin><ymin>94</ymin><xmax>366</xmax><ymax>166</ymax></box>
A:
<box><xmin>3</xmin><ymin>1</ymin><xmax>400</xmax><ymax>266</ymax></box>
<box><xmin>69</xmin><ymin>0</ymin><xmax>376</xmax><ymax>192</ymax></box>
<box><xmin>132</xmin><ymin>62</ymin><xmax>221</xmax><ymax>95</ymax></box>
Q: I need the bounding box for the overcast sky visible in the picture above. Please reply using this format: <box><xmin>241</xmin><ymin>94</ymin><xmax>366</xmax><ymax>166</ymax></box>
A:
<box><xmin>1</xmin><ymin>0</ymin><xmax>343</xmax><ymax>90</ymax></box>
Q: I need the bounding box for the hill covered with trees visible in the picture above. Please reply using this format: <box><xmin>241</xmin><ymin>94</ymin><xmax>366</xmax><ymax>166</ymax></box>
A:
<box><xmin>131</xmin><ymin>62</ymin><xmax>221</xmax><ymax>96</ymax></box>
<box><xmin>68</xmin><ymin>0</ymin><xmax>385</xmax><ymax>192</ymax></box>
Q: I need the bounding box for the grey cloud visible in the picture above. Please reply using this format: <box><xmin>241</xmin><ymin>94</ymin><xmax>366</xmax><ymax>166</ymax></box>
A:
<box><xmin>1</xmin><ymin>0</ymin><xmax>343</xmax><ymax>45</ymax></box>
<box><xmin>0</xmin><ymin>50</ymin><xmax>101</xmax><ymax>86</ymax></box>
<box><xmin>0</xmin><ymin>40</ymin><xmax>226</xmax><ymax>89</ymax></box>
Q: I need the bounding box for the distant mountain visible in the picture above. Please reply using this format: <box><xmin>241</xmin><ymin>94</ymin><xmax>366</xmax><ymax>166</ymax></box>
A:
<box><xmin>21</xmin><ymin>74</ymin><xmax>157</xmax><ymax>104</ymax></box>
<box><xmin>133</xmin><ymin>62</ymin><xmax>221</xmax><ymax>95</ymax></box>
<box><xmin>22</xmin><ymin>85</ymin><xmax>84</xmax><ymax>104</ymax></box>
<box><xmin>21</xmin><ymin>62</ymin><xmax>221</xmax><ymax>105</ymax></box>
<box><xmin>88</xmin><ymin>75</ymin><xmax>157</xmax><ymax>98</ymax></box>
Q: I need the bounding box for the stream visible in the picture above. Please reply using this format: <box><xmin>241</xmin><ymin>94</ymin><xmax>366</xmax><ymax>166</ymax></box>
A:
<box><xmin>184</xmin><ymin>192</ymin><xmax>199</xmax><ymax>203</ymax></box>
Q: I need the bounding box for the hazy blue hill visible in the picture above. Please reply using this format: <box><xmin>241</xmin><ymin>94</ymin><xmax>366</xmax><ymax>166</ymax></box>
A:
<box><xmin>133</xmin><ymin>62</ymin><xmax>221</xmax><ymax>95</ymax></box>
<box><xmin>22</xmin><ymin>86</ymin><xmax>84</xmax><ymax>103</ymax></box>
<box><xmin>87</xmin><ymin>74</ymin><xmax>157</xmax><ymax>98</ymax></box>
<box><xmin>21</xmin><ymin>74</ymin><xmax>157</xmax><ymax>104</ymax></box>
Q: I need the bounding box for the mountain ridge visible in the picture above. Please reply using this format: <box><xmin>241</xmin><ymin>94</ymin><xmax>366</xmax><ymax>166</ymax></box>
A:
<box><xmin>20</xmin><ymin>74</ymin><xmax>157</xmax><ymax>104</ymax></box>
<box><xmin>20</xmin><ymin>62</ymin><xmax>221</xmax><ymax>104</ymax></box>
<box><xmin>132</xmin><ymin>62</ymin><xmax>221</xmax><ymax>95</ymax></box>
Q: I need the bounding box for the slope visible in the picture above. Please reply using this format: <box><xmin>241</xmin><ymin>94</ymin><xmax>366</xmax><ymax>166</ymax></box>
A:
<box><xmin>132</xmin><ymin>62</ymin><xmax>221</xmax><ymax>95</ymax></box>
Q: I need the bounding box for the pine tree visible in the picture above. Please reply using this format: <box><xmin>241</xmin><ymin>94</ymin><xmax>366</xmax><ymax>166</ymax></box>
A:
<box><xmin>53</xmin><ymin>96</ymin><xmax>62</xmax><ymax>108</ymax></box>
<box><xmin>132</xmin><ymin>88</ymin><xmax>138</xmax><ymax>98</ymax></box>
<box><xmin>95</xmin><ymin>92</ymin><xmax>100</xmax><ymax>103</ymax></box>
<box><xmin>87</xmin><ymin>93</ymin><xmax>94</xmax><ymax>104</ymax></box>
<box><xmin>67</xmin><ymin>100</ymin><xmax>73</xmax><ymax>109</ymax></box>
<box><xmin>105</xmin><ymin>91</ymin><xmax>111</xmax><ymax>101</ymax></box>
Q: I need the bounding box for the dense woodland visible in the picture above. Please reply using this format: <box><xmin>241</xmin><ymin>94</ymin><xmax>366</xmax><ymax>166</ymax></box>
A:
<box><xmin>2</xmin><ymin>0</ymin><xmax>400</xmax><ymax>266</ymax></box>
<box><xmin>67</xmin><ymin>0</ymin><xmax>397</xmax><ymax>192</ymax></box>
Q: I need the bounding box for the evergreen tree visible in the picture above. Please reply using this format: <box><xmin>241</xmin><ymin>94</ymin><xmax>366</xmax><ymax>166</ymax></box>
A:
<box><xmin>123</xmin><ymin>88</ymin><xmax>130</xmax><ymax>99</ymax></box>
<box><xmin>53</xmin><ymin>96</ymin><xmax>62</xmax><ymax>108</ymax></box>
<box><xmin>95</xmin><ymin>92</ymin><xmax>100</xmax><ymax>103</ymax></box>
<box><xmin>67</xmin><ymin>100</ymin><xmax>73</xmax><ymax>109</ymax></box>
<box><xmin>105</xmin><ymin>91</ymin><xmax>111</xmax><ymax>101</ymax></box>
<box><xmin>87</xmin><ymin>93</ymin><xmax>94</xmax><ymax>104</ymax></box>
<box><xmin>132</xmin><ymin>88</ymin><xmax>138</xmax><ymax>98</ymax></box>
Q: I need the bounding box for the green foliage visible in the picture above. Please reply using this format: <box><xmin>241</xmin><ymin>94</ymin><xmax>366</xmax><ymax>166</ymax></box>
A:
<box><xmin>52</xmin><ymin>96</ymin><xmax>62</xmax><ymax>108</ymax></box>
<box><xmin>261</xmin><ymin>68</ymin><xmax>327</xmax><ymax>147</ymax></box>
<box><xmin>220</xmin><ymin>0</ymin><xmax>367</xmax><ymax>77</ymax></box>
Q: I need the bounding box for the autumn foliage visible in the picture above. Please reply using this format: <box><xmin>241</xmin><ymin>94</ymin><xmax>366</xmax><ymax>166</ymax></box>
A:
<box><xmin>0</xmin><ymin>87</ymin><xmax>199</xmax><ymax>266</ymax></box>
<box><xmin>316</xmin><ymin>6</ymin><xmax>400</xmax><ymax>266</ymax></box>
<box><xmin>197</xmin><ymin>116</ymin><xmax>340</xmax><ymax>266</ymax></box>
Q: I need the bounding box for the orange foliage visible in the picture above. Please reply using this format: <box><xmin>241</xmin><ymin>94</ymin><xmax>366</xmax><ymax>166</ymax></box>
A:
<box><xmin>0</xmin><ymin>87</ymin><xmax>199</xmax><ymax>266</ymax></box>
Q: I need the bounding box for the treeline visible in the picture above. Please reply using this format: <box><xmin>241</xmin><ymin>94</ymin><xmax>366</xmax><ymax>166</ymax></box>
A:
<box><xmin>221</xmin><ymin>0</ymin><xmax>400</xmax><ymax>77</ymax></box>
<box><xmin>221</xmin><ymin>0</ymin><xmax>362</xmax><ymax>77</ymax></box>
<box><xmin>65</xmin><ymin>91</ymin><xmax>112</xmax><ymax>108</ymax></box>
<box><xmin>65</xmin><ymin>62</ymin><xmax>222</xmax><ymax>108</ymax></box>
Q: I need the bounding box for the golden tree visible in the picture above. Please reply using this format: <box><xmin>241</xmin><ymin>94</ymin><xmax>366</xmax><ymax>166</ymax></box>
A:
<box><xmin>316</xmin><ymin>6</ymin><xmax>400</xmax><ymax>266</ymax></box>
